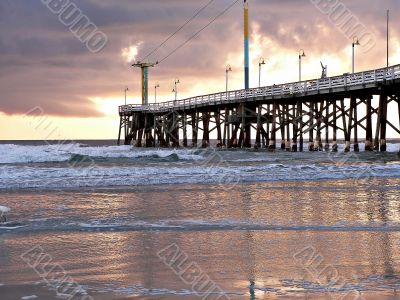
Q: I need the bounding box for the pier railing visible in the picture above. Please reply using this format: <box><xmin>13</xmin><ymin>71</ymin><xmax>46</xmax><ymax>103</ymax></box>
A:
<box><xmin>119</xmin><ymin>64</ymin><xmax>400</xmax><ymax>114</ymax></box>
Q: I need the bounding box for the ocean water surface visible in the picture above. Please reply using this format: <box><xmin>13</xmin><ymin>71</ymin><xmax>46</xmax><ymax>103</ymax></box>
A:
<box><xmin>0</xmin><ymin>140</ymin><xmax>400</xmax><ymax>299</ymax></box>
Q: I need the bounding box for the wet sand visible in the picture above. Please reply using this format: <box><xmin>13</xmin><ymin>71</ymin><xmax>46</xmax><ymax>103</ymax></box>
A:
<box><xmin>1</xmin><ymin>179</ymin><xmax>400</xmax><ymax>299</ymax></box>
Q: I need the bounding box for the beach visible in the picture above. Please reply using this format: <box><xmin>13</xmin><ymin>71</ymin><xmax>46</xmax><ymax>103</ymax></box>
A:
<box><xmin>0</xmin><ymin>142</ymin><xmax>400</xmax><ymax>299</ymax></box>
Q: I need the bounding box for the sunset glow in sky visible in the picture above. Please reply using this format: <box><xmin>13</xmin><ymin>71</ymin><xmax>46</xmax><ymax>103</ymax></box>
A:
<box><xmin>1</xmin><ymin>0</ymin><xmax>399</xmax><ymax>140</ymax></box>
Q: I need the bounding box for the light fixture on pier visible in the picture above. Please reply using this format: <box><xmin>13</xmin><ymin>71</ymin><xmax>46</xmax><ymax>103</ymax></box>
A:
<box><xmin>226</xmin><ymin>65</ymin><xmax>232</xmax><ymax>95</ymax></box>
<box><xmin>299</xmin><ymin>49</ymin><xmax>306</xmax><ymax>82</ymax></box>
<box><xmin>173</xmin><ymin>79</ymin><xmax>180</xmax><ymax>103</ymax></box>
<box><xmin>258</xmin><ymin>58</ymin><xmax>266</xmax><ymax>88</ymax></box>
<box><xmin>352</xmin><ymin>37</ymin><xmax>360</xmax><ymax>74</ymax></box>
<box><xmin>124</xmin><ymin>87</ymin><xmax>129</xmax><ymax>105</ymax></box>
<box><xmin>154</xmin><ymin>83</ymin><xmax>160</xmax><ymax>103</ymax></box>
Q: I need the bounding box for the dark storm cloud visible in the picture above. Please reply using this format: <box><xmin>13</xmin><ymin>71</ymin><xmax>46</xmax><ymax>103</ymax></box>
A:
<box><xmin>0</xmin><ymin>0</ymin><xmax>398</xmax><ymax>117</ymax></box>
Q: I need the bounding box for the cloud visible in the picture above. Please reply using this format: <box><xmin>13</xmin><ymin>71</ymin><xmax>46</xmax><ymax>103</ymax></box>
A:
<box><xmin>0</xmin><ymin>0</ymin><xmax>399</xmax><ymax>117</ymax></box>
<box><xmin>121</xmin><ymin>43</ymin><xmax>142</xmax><ymax>63</ymax></box>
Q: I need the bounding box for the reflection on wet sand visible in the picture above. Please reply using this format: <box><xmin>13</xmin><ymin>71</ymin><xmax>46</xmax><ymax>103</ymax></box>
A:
<box><xmin>0</xmin><ymin>178</ymin><xmax>400</xmax><ymax>299</ymax></box>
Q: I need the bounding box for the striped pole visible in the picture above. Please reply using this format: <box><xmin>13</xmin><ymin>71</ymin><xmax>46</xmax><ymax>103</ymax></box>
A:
<box><xmin>142</xmin><ymin>67</ymin><xmax>149</xmax><ymax>105</ymax></box>
<box><xmin>244</xmin><ymin>0</ymin><xmax>250</xmax><ymax>90</ymax></box>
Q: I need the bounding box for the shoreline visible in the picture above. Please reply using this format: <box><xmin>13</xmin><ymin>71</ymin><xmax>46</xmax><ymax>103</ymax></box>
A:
<box><xmin>1</xmin><ymin>282</ymin><xmax>400</xmax><ymax>300</ymax></box>
<box><xmin>0</xmin><ymin>173</ymin><xmax>399</xmax><ymax>193</ymax></box>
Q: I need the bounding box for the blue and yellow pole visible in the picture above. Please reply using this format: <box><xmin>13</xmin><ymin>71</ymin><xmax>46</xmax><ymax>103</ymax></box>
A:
<box><xmin>142</xmin><ymin>67</ymin><xmax>149</xmax><ymax>105</ymax></box>
<box><xmin>133</xmin><ymin>62</ymin><xmax>157</xmax><ymax>106</ymax></box>
<box><xmin>244</xmin><ymin>0</ymin><xmax>250</xmax><ymax>90</ymax></box>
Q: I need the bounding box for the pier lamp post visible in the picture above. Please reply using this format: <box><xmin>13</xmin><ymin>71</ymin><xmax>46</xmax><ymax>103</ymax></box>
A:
<box><xmin>258</xmin><ymin>58</ymin><xmax>266</xmax><ymax>88</ymax></box>
<box><xmin>226</xmin><ymin>65</ymin><xmax>232</xmax><ymax>96</ymax></box>
<box><xmin>172</xmin><ymin>79</ymin><xmax>180</xmax><ymax>104</ymax></box>
<box><xmin>154</xmin><ymin>83</ymin><xmax>160</xmax><ymax>103</ymax></box>
<box><xmin>352</xmin><ymin>36</ymin><xmax>360</xmax><ymax>74</ymax></box>
<box><xmin>124</xmin><ymin>87</ymin><xmax>129</xmax><ymax>105</ymax></box>
<box><xmin>299</xmin><ymin>49</ymin><xmax>306</xmax><ymax>82</ymax></box>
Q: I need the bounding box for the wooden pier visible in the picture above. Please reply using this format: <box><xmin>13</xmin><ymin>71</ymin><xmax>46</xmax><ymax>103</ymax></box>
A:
<box><xmin>118</xmin><ymin>65</ymin><xmax>400</xmax><ymax>152</ymax></box>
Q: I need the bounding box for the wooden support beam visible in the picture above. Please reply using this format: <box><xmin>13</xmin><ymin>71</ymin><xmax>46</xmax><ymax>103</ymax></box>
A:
<box><xmin>269</xmin><ymin>103</ymin><xmax>277</xmax><ymax>151</ymax></box>
<box><xmin>243</xmin><ymin>105</ymin><xmax>252</xmax><ymax>148</ymax></box>
<box><xmin>315</xmin><ymin>102</ymin><xmax>323</xmax><ymax>151</ymax></box>
<box><xmin>172</xmin><ymin>112</ymin><xmax>179</xmax><ymax>148</ymax></box>
<box><xmin>398</xmin><ymin>94</ymin><xmax>400</xmax><ymax>146</ymax></box>
<box><xmin>340</xmin><ymin>100</ymin><xmax>348</xmax><ymax>144</ymax></box>
<box><xmin>365</xmin><ymin>95</ymin><xmax>373</xmax><ymax>151</ymax></box>
<box><xmin>215</xmin><ymin>110</ymin><xmax>222</xmax><ymax>147</ymax></box>
<box><xmin>386</xmin><ymin>120</ymin><xmax>400</xmax><ymax>135</ymax></box>
<box><xmin>285</xmin><ymin>105</ymin><xmax>291</xmax><ymax>151</ymax></box>
<box><xmin>117</xmin><ymin>116</ymin><xmax>123</xmax><ymax>146</ymax></box>
<box><xmin>292</xmin><ymin>103</ymin><xmax>298</xmax><ymax>152</ymax></box>
<box><xmin>278</xmin><ymin>105</ymin><xmax>285</xmax><ymax>150</ymax></box>
<box><xmin>231</xmin><ymin>124</ymin><xmax>240</xmax><ymax>148</ymax></box>
<box><xmin>255</xmin><ymin>104</ymin><xmax>262</xmax><ymax>149</ymax></box>
<box><xmin>223</xmin><ymin>108</ymin><xmax>229</xmax><ymax>147</ymax></box>
<box><xmin>144</xmin><ymin>114</ymin><xmax>148</xmax><ymax>147</ymax></box>
<box><xmin>379</xmin><ymin>92</ymin><xmax>388</xmax><ymax>152</ymax></box>
<box><xmin>324</xmin><ymin>101</ymin><xmax>330</xmax><ymax>151</ymax></box>
<box><xmin>164</xmin><ymin>115</ymin><xmax>170</xmax><ymax>147</ymax></box>
<box><xmin>202</xmin><ymin>112</ymin><xmax>210</xmax><ymax>148</ymax></box>
<box><xmin>266</xmin><ymin>104</ymin><xmax>271</xmax><ymax>149</ymax></box>
<box><xmin>160</xmin><ymin>116</ymin><xmax>165</xmax><ymax>147</ymax></box>
<box><xmin>345</xmin><ymin>97</ymin><xmax>354</xmax><ymax>152</ymax></box>
<box><xmin>297</xmin><ymin>101</ymin><xmax>303</xmax><ymax>152</ymax></box>
<box><xmin>309</xmin><ymin>102</ymin><xmax>315</xmax><ymax>151</ymax></box>
<box><xmin>332</xmin><ymin>100</ymin><xmax>338</xmax><ymax>152</ymax></box>
<box><xmin>136</xmin><ymin>128</ymin><xmax>143</xmax><ymax>148</ymax></box>
<box><xmin>183</xmin><ymin>112</ymin><xmax>188</xmax><ymax>147</ymax></box>
<box><xmin>374</xmin><ymin>97</ymin><xmax>382</xmax><ymax>151</ymax></box>
<box><xmin>124</xmin><ymin>116</ymin><xmax>128</xmax><ymax>142</ymax></box>
<box><xmin>353</xmin><ymin>97</ymin><xmax>359</xmax><ymax>152</ymax></box>
<box><xmin>191</xmin><ymin>112</ymin><xmax>198</xmax><ymax>147</ymax></box>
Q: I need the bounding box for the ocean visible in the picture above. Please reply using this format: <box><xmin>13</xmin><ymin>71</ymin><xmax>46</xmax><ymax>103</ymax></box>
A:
<box><xmin>0</xmin><ymin>140</ymin><xmax>400</xmax><ymax>300</ymax></box>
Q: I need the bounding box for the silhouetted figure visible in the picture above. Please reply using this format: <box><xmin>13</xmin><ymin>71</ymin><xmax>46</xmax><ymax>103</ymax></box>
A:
<box><xmin>320</xmin><ymin>62</ymin><xmax>327</xmax><ymax>79</ymax></box>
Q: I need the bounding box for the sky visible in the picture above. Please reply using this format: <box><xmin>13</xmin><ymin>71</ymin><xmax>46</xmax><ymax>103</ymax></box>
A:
<box><xmin>0</xmin><ymin>0</ymin><xmax>399</xmax><ymax>140</ymax></box>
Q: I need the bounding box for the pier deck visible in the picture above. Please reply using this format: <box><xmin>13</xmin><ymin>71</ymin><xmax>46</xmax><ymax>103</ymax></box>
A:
<box><xmin>118</xmin><ymin>65</ymin><xmax>400</xmax><ymax>152</ymax></box>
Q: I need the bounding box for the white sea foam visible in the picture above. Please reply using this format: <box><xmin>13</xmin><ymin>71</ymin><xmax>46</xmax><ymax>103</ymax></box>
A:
<box><xmin>0</xmin><ymin>144</ymin><xmax>204</xmax><ymax>164</ymax></box>
<box><xmin>0</xmin><ymin>143</ymin><xmax>399</xmax><ymax>165</ymax></box>
<box><xmin>0</xmin><ymin>143</ymin><xmax>398</xmax><ymax>189</ymax></box>
<box><xmin>0</xmin><ymin>160</ymin><xmax>399</xmax><ymax>190</ymax></box>
<box><xmin>0</xmin><ymin>206</ymin><xmax>10</xmax><ymax>213</ymax></box>
<box><xmin>21</xmin><ymin>296</ymin><xmax>38</xmax><ymax>300</ymax></box>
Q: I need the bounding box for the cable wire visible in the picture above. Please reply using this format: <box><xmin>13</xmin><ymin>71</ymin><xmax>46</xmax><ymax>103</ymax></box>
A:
<box><xmin>158</xmin><ymin>0</ymin><xmax>241</xmax><ymax>64</ymax></box>
<box><xmin>139</xmin><ymin>0</ymin><xmax>215</xmax><ymax>62</ymax></box>
<box><xmin>158</xmin><ymin>0</ymin><xmax>240</xmax><ymax>64</ymax></box>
